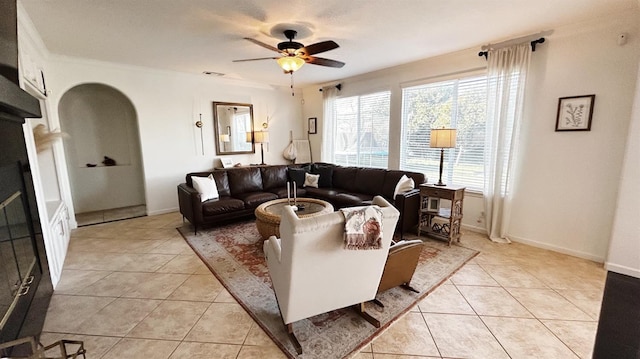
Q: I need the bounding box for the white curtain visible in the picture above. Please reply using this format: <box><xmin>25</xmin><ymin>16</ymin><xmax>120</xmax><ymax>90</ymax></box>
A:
<box><xmin>321</xmin><ymin>86</ymin><xmax>338</xmax><ymax>162</ymax></box>
<box><xmin>483</xmin><ymin>43</ymin><xmax>532</xmax><ymax>243</ymax></box>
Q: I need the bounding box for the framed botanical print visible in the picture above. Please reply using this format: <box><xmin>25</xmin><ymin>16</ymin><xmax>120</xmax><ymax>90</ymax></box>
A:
<box><xmin>555</xmin><ymin>95</ymin><xmax>595</xmax><ymax>131</ymax></box>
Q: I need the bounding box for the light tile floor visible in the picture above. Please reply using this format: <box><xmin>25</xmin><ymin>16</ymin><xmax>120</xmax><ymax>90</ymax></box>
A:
<box><xmin>75</xmin><ymin>205</ymin><xmax>147</xmax><ymax>227</ymax></box>
<box><xmin>41</xmin><ymin>212</ymin><xmax>606</xmax><ymax>359</ymax></box>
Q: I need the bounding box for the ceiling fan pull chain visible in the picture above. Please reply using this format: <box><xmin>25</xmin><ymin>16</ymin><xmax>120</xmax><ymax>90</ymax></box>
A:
<box><xmin>290</xmin><ymin>72</ymin><xmax>295</xmax><ymax>96</ymax></box>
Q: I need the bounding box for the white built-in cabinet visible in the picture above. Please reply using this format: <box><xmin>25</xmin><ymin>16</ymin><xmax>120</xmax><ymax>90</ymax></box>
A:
<box><xmin>19</xmin><ymin>49</ymin><xmax>75</xmax><ymax>288</ymax></box>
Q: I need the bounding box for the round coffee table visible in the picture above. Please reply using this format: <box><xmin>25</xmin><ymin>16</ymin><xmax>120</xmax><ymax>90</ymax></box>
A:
<box><xmin>255</xmin><ymin>198</ymin><xmax>334</xmax><ymax>240</ymax></box>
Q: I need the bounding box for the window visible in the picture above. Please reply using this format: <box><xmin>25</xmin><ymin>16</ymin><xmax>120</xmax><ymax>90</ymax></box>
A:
<box><xmin>331</xmin><ymin>91</ymin><xmax>391</xmax><ymax>168</ymax></box>
<box><xmin>400</xmin><ymin>75</ymin><xmax>487</xmax><ymax>191</ymax></box>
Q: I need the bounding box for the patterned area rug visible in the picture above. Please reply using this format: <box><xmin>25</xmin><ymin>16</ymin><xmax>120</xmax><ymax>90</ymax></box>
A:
<box><xmin>178</xmin><ymin>221</ymin><xmax>478</xmax><ymax>359</ymax></box>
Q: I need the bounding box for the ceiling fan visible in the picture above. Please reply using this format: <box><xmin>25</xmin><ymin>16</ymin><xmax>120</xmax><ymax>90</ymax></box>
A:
<box><xmin>233</xmin><ymin>29</ymin><xmax>345</xmax><ymax>73</ymax></box>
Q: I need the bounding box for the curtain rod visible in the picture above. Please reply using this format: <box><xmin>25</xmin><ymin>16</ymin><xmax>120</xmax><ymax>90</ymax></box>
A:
<box><xmin>319</xmin><ymin>84</ymin><xmax>342</xmax><ymax>92</ymax></box>
<box><xmin>478</xmin><ymin>30</ymin><xmax>553</xmax><ymax>59</ymax></box>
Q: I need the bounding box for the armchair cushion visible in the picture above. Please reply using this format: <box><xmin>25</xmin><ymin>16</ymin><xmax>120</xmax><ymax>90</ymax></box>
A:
<box><xmin>377</xmin><ymin>239</ymin><xmax>424</xmax><ymax>293</ymax></box>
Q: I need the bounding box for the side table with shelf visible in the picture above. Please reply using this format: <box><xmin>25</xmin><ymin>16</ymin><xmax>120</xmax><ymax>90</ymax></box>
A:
<box><xmin>418</xmin><ymin>184</ymin><xmax>465</xmax><ymax>245</ymax></box>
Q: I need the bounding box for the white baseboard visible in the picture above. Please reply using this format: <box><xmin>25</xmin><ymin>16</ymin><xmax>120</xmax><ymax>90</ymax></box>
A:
<box><xmin>461</xmin><ymin>224</ymin><xmax>605</xmax><ymax>263</ymax></box>
<box><xmin>462</xmin><ymin>223</ymin><xmax>487</xmax><ymax>234</ymax></box>
<box><xmin>508</xmin><ymin>234</ymin><xmax>605</xmax><ymax>263</ymax></box>
<box><xmin>148</xmin><ymin>207</ymin><xmax>179</xmax><ymax>216</ymax></box>
<box><xmin>605</xmin><ymin>263</ymin><xmax>640</xmax><ymax>279</ymax></box>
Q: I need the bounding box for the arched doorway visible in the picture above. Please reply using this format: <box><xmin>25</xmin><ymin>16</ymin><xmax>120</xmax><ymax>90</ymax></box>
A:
<box><xmin>58</xmin><ymin>83</ymin><xmax>146</xmax><ymax>225</ymax></box>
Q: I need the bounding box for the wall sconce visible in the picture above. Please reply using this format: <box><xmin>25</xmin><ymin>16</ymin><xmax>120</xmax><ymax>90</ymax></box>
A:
<box><xmin>195</xmin><ymin>113</ymin><xmax>204</xmax><ymax>155</ymax></box>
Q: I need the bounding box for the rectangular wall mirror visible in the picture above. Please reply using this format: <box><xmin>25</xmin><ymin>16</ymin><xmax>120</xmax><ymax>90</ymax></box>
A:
<box><xmin>213</xmin><ymin>102</ymin><xmax>255</xmax><ymax>155</ymax></box>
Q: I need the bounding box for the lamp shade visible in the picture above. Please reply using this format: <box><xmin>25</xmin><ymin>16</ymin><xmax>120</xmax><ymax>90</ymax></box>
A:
<box><xmin>254</xmin><ymin>131</ymin><xmax>269</xmax><ymax>143</ymax></box>
<box><xmin>277</xmin><ymin>56</ymin><xmax>305</xmax><ymax>73</ymax></box>
<box><xmin>430</xmin><ymin>128</ymin><xmax>457</xmax><ymax>148</ymax></box>
<box><xmin>246</xmin><ymin>132</ymin><xmax>253</xmax><ymax>143</ymax></box>
<box><xmin>219</xmin><ymin>134</ymin><xmax>230</xmax><ymax>142</ymax></box>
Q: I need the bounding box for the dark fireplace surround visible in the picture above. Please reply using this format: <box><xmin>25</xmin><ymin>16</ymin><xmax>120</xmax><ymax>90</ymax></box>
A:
<box><xmin>0</xmin><ymin>0</ymin><xmax>52</xmax><ymax>353</ymax></box>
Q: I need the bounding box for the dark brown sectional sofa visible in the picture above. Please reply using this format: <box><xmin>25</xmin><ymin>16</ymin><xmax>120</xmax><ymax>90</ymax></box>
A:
<box><xmin>177</xmin><ymin>163</ymin><xmax>426</xmax><ymax>237</ymax></box>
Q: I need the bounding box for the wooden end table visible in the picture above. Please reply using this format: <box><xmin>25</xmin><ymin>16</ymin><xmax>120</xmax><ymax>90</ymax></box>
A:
<box><xmin>417</xmin><ymin>184</ymin><xmax>465</xmax><ymax>245</ymax></box>
<box><xmin>254</xmin><ymin>198</ymin><xmax>334</xmax><ymax>240</ymax></box>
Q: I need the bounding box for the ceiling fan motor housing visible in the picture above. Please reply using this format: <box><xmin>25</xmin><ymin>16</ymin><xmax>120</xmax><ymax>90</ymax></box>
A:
<box><xmin>278</xmin><ymin>29</ymin><xmax>304</xmax><ymax>52</ymax></box>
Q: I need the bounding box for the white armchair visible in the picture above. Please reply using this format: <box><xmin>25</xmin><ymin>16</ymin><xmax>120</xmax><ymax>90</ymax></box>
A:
<box><xmin>263</xmin><ymin>196</ymin><xmax>400</xmax><ymax>354</ymax></box>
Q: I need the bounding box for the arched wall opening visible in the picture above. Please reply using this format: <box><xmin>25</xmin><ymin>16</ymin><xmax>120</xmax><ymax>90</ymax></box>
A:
<box><xmin>58</xmin><ymin>83</ymin><xmax>146</xmax><ymax>223</ymax></box>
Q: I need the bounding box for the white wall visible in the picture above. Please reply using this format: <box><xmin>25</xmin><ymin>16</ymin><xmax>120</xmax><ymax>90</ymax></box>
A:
<box><xmin>606</xmin><ymin>60</ymin><xmax>640</xmax><ymax>278</ymax></box>
<box><xmin>303</xmin><ymin>10</ymin><xmax>640</xmax><ymax>262</ymax></box>
<box><xmin>58</xmin><ymin>83</ymin><xmax>145</xmax><ymax>213</ymax></box>
<box><xmin>45</xmin><ymin>57</ymin><xmax>304</xmax><ymax>215</ymax></box>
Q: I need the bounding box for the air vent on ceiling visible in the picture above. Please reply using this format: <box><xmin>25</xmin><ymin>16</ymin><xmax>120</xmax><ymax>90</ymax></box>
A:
<box><xmin>202</xmin><ymin>71</ymin><xmax>224</xmax><ymax>76</ymax></box>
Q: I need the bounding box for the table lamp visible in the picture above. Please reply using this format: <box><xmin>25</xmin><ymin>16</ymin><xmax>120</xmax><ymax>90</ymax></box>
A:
<box><xmin>253</xmin><ymin>130</ymin><xmax>269</xmax><ymax>165</ymax></box>
<box><xmin>430</xmin><ymin>128</ymin><xmax>457</xmax><ymax>186</ymax></box>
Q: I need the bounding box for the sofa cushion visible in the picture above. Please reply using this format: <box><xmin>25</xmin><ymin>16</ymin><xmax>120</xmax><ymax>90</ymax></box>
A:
<box><xmin>394</xmin><ymin>175</ymin><xmax>415</xmax><ymax>198</ymax></box>
<box><xmin>332</xmin><ymin>167</ymin><xmax>358</xmax><ymax>192</ymax></box>
<box><xmin>234</xmin><ymin>192</ymin><xmax>278</xmax><ymax>209</ymax></box>
<box><xmin>303</xmin><ymin>187</ymin><xmax>343</xmax><ymax>201</ymax></box>
<box><xmin>261</xmin><ymin>165</ymin><xmax>288</xmax><ymax>190</ymax></box>
<box><xmin>270</xmin><ymin>187</ymin><xmax>307</xmax><ymax>199</ymax></box>
<box><xmin>355</xmin><ymin>168</ymin><xmax>386</xmax><ymax>195</ymax></box>
<box><xmin>304</xmin><ymin>173</ymin><xmax>320</xmax><ymax>188</ymax></box>
<box><xmin>312</xmin><ymin>164</ymin><xmax>334</xmax><ymax>188</ymax></box>
<box><xmin>228</xmin><ymin>167</ymin><xmax>263</xmax><ymax>195</ymax></box>
<box><xmin>287</xmin><ymin>166</ymin><xmax>310</xmax><ymax>188</ymax></box>
<box><xmin>383</xmin><ymin>171</ymin><xmax>425</xmax><ymax>199</ymax></box>
<box><xmin>212</xmin><ymin>171</ymin><xmax>231</xmax><ymax>197</ymax></box>
<box><xmin>191</xmin><ymin>174</ymin><xmax>219</xmax><ymax>202</ymax></box>
<box><xmin>202</xmin><ymin>197</ymin><xmax>245</xmax><ymax>216</ymax></box>
<box><xmin>333</xmin><ymin>193</ymin><xmax>366</xmax><ymax>208</ymax></box>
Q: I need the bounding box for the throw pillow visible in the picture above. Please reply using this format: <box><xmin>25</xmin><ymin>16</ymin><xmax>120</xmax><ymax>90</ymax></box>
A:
<box><xmin>303</xmin><ymin>173</ymin><xmax>320</xmax><ymax>188</ymax></box>
<box><xmin>192</xmin><ymin>174</ymin><xmax>219</xmax><ymax>202</ymax></box>
<box><xmin>312</xmin><ymin>164</ymin><xmax>333</xmax><ymax>188</ymax></box>
<box><xmin>287</xmin><ymin>166</ymin><xmax>310</xmax><ymax>187</ymax></box>
<box><xmin>393</xmin><ymin>175</ymin><xmax>415</xmax><ymax>198</ymax></box>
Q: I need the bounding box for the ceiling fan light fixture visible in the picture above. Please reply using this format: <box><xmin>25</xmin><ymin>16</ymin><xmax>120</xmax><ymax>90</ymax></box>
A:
<box><xmin>277</xmin><ymin>56</ymin><xmax>305</xmax><ymax>73</ymax></box>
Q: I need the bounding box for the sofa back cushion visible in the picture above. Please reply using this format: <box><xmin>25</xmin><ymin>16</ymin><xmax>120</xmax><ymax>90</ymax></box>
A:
<box><xmin>213</xmin><ymin>171</ymin><xmax>231</xmax><ymax>197</ymax></box>
<box><xmin>312</xmin><ymin>164</ymin><xmax>334</xmax><ymax>188</ymax></box>
<box><xmin>354</xmin><ymin>168</ymin><xmax>386</xmax><ymax>195</ymax></box>
<box><xmin>332</xmin><ymin>167</ymin><xmax>359</xmax><ymax>192</ymax></box>
<box><xmin>228</xmin><ymin>167</ymin><xmax>263</xmax><ymax>195</ymax></box>
<box><xmin>261</xmin><ymin>165</ymin><xmax>288</xmax><ymax>190</ymax></box>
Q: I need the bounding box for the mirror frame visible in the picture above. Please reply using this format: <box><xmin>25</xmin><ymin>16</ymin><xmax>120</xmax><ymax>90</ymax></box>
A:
<box><xmin>213</xmin><ymin>101</ymin><xmax>255</xmax><ymax>155</ymax></box>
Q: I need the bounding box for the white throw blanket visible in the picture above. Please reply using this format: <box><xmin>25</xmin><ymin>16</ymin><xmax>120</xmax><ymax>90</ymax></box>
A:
<box><xmin>293</xmin><ymin>140</ymin><xmax>311</xmax><ymax>163</ymax></box>
<box><xmin>339</xmin><ymin>205</ymin><xmax>383</xmax><ymax>250</ymax></box>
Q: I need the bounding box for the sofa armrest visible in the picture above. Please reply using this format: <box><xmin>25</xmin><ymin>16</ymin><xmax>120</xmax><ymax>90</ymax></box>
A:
<box><xmin>178</xmin><ymin>183</ymin><xmax>203</xmax><ymax>225</ymax></box>
<box><xmin>393</xmin><ymin>188</ymin><xmax>420</xmax><ymax>238</ymax></box>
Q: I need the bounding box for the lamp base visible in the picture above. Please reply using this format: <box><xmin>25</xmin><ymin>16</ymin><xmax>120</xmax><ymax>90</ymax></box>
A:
<box><xmin>434</xmin><ymin>182</ymin><xmax>447</xmax><ymax>187</ymax></box>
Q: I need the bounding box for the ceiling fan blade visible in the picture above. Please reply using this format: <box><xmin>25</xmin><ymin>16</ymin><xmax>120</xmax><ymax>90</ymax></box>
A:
<box><xmin>306</xmin><ymin>56</ymin><xmax>345</xmax><ymax>68</ymax></box>
<box><xmin>232</xmin><ymin>57</ymin><xmax>279</xmax><ymax>62</ymax></box>
<box><xmin>299</xmin><ymin>40</ymin><xmax>339</xmax><ymax>56</ymax></box>
<box><xmin>244</xmin><ymin>38</ymin><xmax>281</xmax><ymax>53</ymax></box>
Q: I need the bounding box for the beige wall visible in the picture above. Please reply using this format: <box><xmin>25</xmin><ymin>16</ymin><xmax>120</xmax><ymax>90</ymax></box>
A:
<box><xmin>302</xmin><ymin>10</ymin><xmax>640</xmax><ymax>262</ymax></box>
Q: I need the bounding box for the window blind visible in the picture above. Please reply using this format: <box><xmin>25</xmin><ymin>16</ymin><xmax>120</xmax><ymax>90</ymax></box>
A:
<box><xmin>400</xmin><ymin>75</ymin><xmax>488</xmax><ymax>191</ymax></box>
<box><xmin>333</xmin><ymin>91</ymin><xmax>391</xmax><ymax>168</ymax></box>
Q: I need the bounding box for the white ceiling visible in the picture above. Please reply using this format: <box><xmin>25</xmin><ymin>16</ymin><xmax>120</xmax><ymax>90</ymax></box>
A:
<box><xmin>20</xmin><ymin>0</ymin><xmax>637</xmax><ymax>87</ymax></box>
